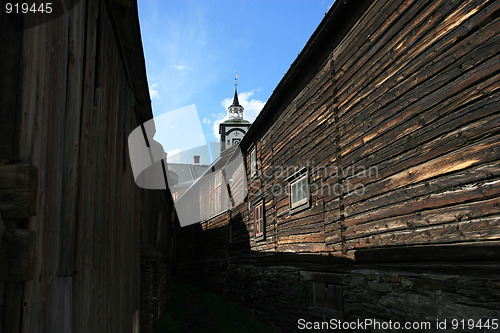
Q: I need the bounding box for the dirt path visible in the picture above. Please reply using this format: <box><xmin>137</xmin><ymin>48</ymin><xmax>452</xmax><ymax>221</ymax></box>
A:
<box><xmin>158</xmin><ymin>279</ymin><xmax>273</xmax><ymax>333</ymax></box>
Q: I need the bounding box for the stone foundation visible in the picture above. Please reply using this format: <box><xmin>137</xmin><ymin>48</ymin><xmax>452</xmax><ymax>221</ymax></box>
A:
<box><xmin>177</xmin><ymin>260</ymin><xmax>500</xmax><ymax>332</ymax></box>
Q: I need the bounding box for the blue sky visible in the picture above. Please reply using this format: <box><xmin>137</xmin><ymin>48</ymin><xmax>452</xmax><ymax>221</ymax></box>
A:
<box><xmin>138</xmin><ymin>0</ymin><xmax>333</xmax><ymax>156</ymax></box>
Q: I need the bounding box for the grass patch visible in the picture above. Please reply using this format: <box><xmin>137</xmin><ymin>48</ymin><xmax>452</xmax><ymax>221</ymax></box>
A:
<box><xmin>158</xmin><ymin>279</ymin><xmax>275</xmax><ymax>333</ymax></box>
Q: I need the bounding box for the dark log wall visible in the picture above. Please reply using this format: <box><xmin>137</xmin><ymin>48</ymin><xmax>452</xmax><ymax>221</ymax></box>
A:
<box><xmin>246</xmin><ymin>0</ymin><xmax>500</xmax><ymax>257</ymax></box>
<box><xmin>0</xmin><ymin>1</ymin><xmax>172</xmax><ymax>332</ymax></box>
<box><xmin>334</xmin><ymin>0</ymin><xmax>500</xmax><ymax>257</ymax></box>
<box><xmin>176</xmin><ymin>0</ymin><xmax>500</xmax><ymax>330</ymax></box>
<box><xmin>180</xmin><ymin>0</ymin><xmax>500</xmax><ymax>259</ymax></box>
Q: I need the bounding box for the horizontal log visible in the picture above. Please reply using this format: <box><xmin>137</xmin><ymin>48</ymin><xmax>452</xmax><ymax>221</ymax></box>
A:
<box><xmin>339</xmin><ymin>9</ymin><xmax>500</xmax><ymax>143</ymax></box>
<box><xmin>336</xmin><ymin>0</ymin><xmax>453</xmax><ymax>113</ymax></box>
<box><xmin>344</xmin><ymin>196</ymin><xmax>500</xmax><ymax>240</ymax></box>
<box><xmin>277</xmin><ymin>242</ymin><xmax>327</xmax><ymax>253</ymax></box>
<box><xmin>340</xmin><ymin>54</ymin><xmax>500</xmax><ymax>162</ymax></box>
<box><xmin>333</xmin><ymin>0</ymin><xmax>421</xmax><ymax>86</ymax></box>
<box><xmin>0</xmin><ymin>163</ymin><xmax>37</xmax><ymax>219</ymax></box>
<box><xmin>346</xmin><ymin>215</ymin><xmax>500</xmax><ymax>250</ymax></box>
<box><xmin>337</xmin><ymin>0</ymin><xmax>493</xmax><ymax>125</ymax></box>
<box><xmin>345</xmin><ymin>163</ymin><xmax>500</xmax><ymax>223</ymax></box>
<box><xmin>344</xmin><ymin>133</ymin><xmax>500</xmax><ymax>206</ymax></box>
<box><xmin>277</xmin><ymin>232</ymin><xmax>325</xmax><ymax>245</ymax></box>
<box><xmin>278</xmin><ymin>214</ymin><xmax>325</xmax><ymax>234</ymax></box>
<box><xmin>339</xmin><ymin>12</ymin><xmax>500</xmax><ymax>155</ymax></box>
<box><xmin>277</xmin><ymin>200</ymin><xmax>324</xmax><ymax>226</ymax></box>
<box><xmin>355</xmin><ymin>241</ymin><xmax>500</xmax><ymax>263</ymax></box>
<box><xmin>342</xmin><ymin>85</ymin><xmax>500</xmax><ymax>194</ymax></box>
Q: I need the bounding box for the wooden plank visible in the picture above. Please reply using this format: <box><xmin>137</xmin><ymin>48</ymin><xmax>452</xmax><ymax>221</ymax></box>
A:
<box><xmin>277</xmin><ymin>232</ymin><xmax>325</xmax><ymax>245</ymax></box>
<box><xmin>72</xmin><ymin>0</ymin><xmax>101</xmax><ymax>331</ymax></box>
<box><xmin>2</xmin><ymin>282</ymin><xmax>23</xmax><ymax>333</ymax></box>
<box><xmin>355</xmin><ymin>241</ymin><xmax>500</xmax><ymax>263</ymax></box>
<box><xmin>343</xmin><ymin>126</ymin><xmax>500</xmax><ymax>208</ymax></box>
<box><xmin>339</xmin><ymin>24</ymin><xmax>500</xmax><ymax>164</ymax></box>
<box><xmin>341</xmin><ymin>75</ymin><xmax>500</xmax><ymax>195</ymax></box>
<box><xmin>277</xmin><ymin>242</ymin><xmax>327</xmax><ymax>253</ymax></box>
<box><xmin>1</xmin><ymin>229</ymin><xmax>36</xmax><ymax>281</ymax></box>
<box><xmin>345</xmin><ymin>195</ymin><xmax>500</xmax><ymax>241</ymax></box>
<box><xmin>336</xmin><ymin>0</ymin><xmax>479</xmax><ymax>117</ymax></box>
<box><xmin>0</xmin><ymin>163</ymin><xmax>37</xmax><ymax>219</ymax></box>
<box><xmin>340</xmin><ymin>42</ymin><xmax>500</xmax><ymax>163</ymax></box>
<box><xmin>332</xmin><ymin>0</ymin><xmax>421</xmax><ymax>80</ymax></box>
<box><xmin>346</xmin><ymin>215</ymin><xmax>500</xmax><ymax>251</ymax></box>
<box><xmin>58</xmin><ymin>0</ymin><xmax>85</xmax><ymax>278</ymax></box>
<box><xmin>0</xmin><ymin>13</ymin><xmax>23</xmax><ymax>160</ymax></box>
<box><xmin>339</xmin><ymin>6</ymin><xmax>500</xmax><ymax>143</ymax></box>
<box><xmin>345</xmin><ymin>161</ymin><xmax>500</xmax><ymax>223</ymax></box>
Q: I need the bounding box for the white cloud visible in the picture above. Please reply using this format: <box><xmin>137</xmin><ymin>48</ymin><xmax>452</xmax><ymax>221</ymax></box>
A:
<box><xmin>167</xmin><ymin>149</ymin><xmax>180</xmax><ymax>156</ymax></box>
<box><xmin>173</xmin><ymin>64</ymin><xmax>193</xmax><ymax>71</ymax></box>
<box><xmin>149</xmin><ymin>82</ymin><xmax>160</xmax><ymax>99</ymax></box>
<box><xmin>212</xmin><ymin>90</ymin><xmax>266</xmax><ymax>138</ymax></box>
<box><xmin>141</xmin><ymin>4</ymin><xmax>222</xmax><ymax>116</ymax></box>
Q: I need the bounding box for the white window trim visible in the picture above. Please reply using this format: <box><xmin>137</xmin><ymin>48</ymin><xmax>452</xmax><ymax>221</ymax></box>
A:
<box><xmin>288</xmin><ymin>167</ymin><xmax>310</xmax><ymax>213</ymax></box>
<box><xmin>250</xmin><ymin>147</ymin><xmax>257</xmax><ymax>177</ymax></box>
<box><xmin>254</xmin><ymin>199</ymin><xmax>265</xmax><ymax>241</ymax></box>
<box><xmin>215</xmin><ymin>171</ymin><xmax>222</xmax><ymax>188</ymax></box>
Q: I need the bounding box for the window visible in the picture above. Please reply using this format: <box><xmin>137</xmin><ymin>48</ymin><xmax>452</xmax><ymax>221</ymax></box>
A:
<box><xmin>250</xmin><ymin>147</ymin><xmax>257</xmax><ymax>177</ymax></box>
<box><xmin>215</xmin><ymin>171</ymin><xmax>222</xmax><ymax>188</ymax></box>
<box><xmin>254</xmin><ymin>200</ymin><xmax>265</xmax><ymax>240</ymax></box>
<box><xmin>289</xmin><ymin>168</ymin><xmax>310</xmax><ymax>213</ymax></box>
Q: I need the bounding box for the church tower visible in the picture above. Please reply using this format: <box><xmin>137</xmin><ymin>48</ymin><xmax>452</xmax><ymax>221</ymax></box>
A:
<box><xmin>219</xmin><ymin>78</ymin><xmax>251</xmax><ymax>152</ymax></box>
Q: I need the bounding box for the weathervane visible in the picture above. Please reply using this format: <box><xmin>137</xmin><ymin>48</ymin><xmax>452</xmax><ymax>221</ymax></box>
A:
<box><xmin>234</xmin><ymin>70</ymin><xmax>240</xmax><ymax>88</ymax></box>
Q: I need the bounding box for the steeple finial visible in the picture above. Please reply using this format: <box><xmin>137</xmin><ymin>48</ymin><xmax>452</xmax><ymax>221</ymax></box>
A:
<box><xmin>231</xmin><ymin>86</ymin><xmax>241</xmax><ymax>107</ymax></box>
<box><xmin>228</xmin><ymin>72</ymin><xmax>244</xmax><ymax>119</ymax></box>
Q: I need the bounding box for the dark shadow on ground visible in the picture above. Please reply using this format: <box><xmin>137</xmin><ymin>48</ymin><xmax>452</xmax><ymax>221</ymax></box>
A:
<box><xmin>158</xmin><ymin>279</ymin><xmax>277</xmax><ymax>333</ymax></box>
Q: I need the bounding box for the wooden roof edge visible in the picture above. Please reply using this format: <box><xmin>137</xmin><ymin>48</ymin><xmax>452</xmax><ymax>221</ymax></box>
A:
<box><xmin>105</xmin><ymin>0</ymin><xmax>153</xmax><ymax>125</ymax></box>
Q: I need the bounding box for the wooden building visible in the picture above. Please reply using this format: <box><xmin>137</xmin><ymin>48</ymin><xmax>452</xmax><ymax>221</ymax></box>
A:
<box><xmin>176</xmin><ymin>0</ymin><xmax>500</xmax><ymax>330</ymax></box>
<box><xmin>174</xmin><ymin>145</ymin><xmax>247</xmax><ymax>227</ymax></box>
<box><xmin>0</xmin><ymin>1</ymin><xmax>174</xmax><ymax>332</ymax></box>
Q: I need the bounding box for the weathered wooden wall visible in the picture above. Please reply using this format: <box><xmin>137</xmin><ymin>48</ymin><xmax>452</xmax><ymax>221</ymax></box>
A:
<box><xmin>244</xmin><ymin>0</ymin><xmax>500</xmax><ymax>257</ymax></box>
<box><xmin>332</xmin><ymin>0</ymin><xmax>500</xmax><ymax>257</ymax></box>
<box><xmin>181</xmin><ymin>0</ymin><xmax>500</xmax><ymax>260</ymax></box>
<box><xmin>175</xmin><ymin>0</ymin><xmax>500</xmax><ymax>330</ymax></box>
<box><xmin>0</xmin><ymin>1</ymin><xmax>173</xmax><ymax>332</ymax></box>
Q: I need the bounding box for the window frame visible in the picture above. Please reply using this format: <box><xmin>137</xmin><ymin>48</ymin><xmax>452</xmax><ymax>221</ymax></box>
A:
<box><xmin>215</xmin><ymin>171</ymin><xmax>222</xmax><ymax>188</ymax></box>
<box><xmin>288</xmin><ymin>167</ymin><xmax>310</xmax><ymax>214</ymax></box>
<box><xmin>254</xmin><ymin>199</ymin><xmax>265</xmax><ymax>241</ymax></box>
<box><xmin>250</xmin><ymin>146</ymin><xmax>257</xmax><ymax>178</ymax></box>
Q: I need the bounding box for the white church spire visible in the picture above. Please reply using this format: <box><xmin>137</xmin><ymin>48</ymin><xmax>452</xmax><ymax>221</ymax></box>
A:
<box><xmin>218</xmin><ymin>73</ymin><xmax>251</xmax><ymax>152</ymax></box>
<box><xmin>228</xmin><ymin>73</ymin><xmax>244</xmax><ymax>119</ymax></box>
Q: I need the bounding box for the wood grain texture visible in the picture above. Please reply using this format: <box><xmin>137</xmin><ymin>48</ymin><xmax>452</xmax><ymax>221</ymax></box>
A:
<box><xmin>172</xmin><ymin>0</ymin><xmax>500</xmax><ymax>328</ymax></box>
<box><xmin>178</xmin><ymin>0</ymin><xmax>500</xmax><ymax>263</ymax></box>
<box><xmin>2</xmin><ymin>0</ymin><xmax>173</xmax><ymax>332</ymax></box>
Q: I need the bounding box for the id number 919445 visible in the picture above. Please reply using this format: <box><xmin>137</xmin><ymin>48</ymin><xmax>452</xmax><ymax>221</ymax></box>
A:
<box><xmin>5</xmin><ymin>2</ymin><xmax>53</xmax><ymax>14</ymax></box>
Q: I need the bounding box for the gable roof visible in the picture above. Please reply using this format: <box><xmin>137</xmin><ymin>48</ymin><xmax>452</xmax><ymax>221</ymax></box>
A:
<box><xmin>168</xmin><ymin>163</ymin><xmax>210</xmax><ymax>187</ymax></box>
